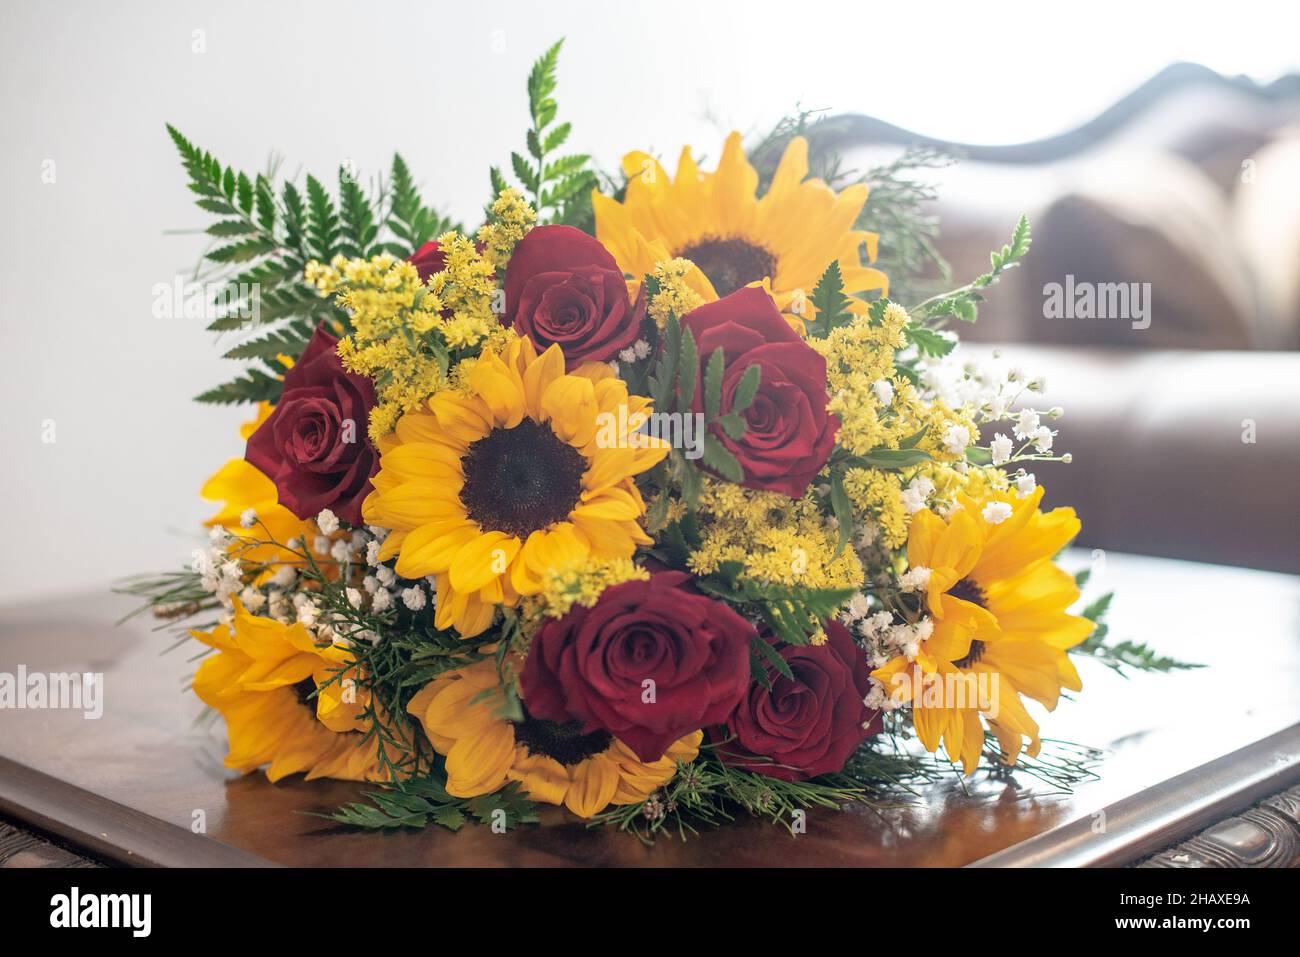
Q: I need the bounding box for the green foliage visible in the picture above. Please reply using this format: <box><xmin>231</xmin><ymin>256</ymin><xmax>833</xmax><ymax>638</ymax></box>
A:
<box><xmin>829</xmin><ymin>470</ymin><xmax>854</xmax><ymax>560</ymax></box>
<box><xmin>588</xmin><ymin>747</ymin><xmax>928</xmax><ymax>843</ymax></box>
<box><xmin>750</xmin><ymin>113</ymin><xmax>953</xmax><ymax>303</ymax></box>
<box><xmin>829</xmin><ymin>439</ymin><xmax>933</xmax><ymax>476</ymax></box>
<box><xmin>492</xmin><ymin>39</ymin><xmax>598</xmax><ymax>227</ymax></box>
<box><xmin>904</xmin><ymin>322</ymin><xmax>956</xmax><ymax>358</ymax></box>
<box><xmin>644</xmin><ymin>314</ymin><xmax>761</xmax><ymax>497</ymax></box>
<box><xmin>807</xmin><ymin>260</ymin><xmax>854</xmax><ymax>338</ymax></box>
<box><xmin>912</xmin><ymin>215</ymin><xmax>1031</xmax><ymax>324</ymax></box>
<box><xmin>385</xmin><ymin>153</ymin><xmax>457</xmax><ymax>255</ymax></box>
<box><xmin>1071</xmin><ymin>590</ymin><xmax>1203</xmax><ymax>676</ymax></box>
<box><xmin>192</xmin><ymin>366</ymin><xmax>284</xmax><ymax>406</ymax></box>
<box><xmin>857</xmin><ymin>146</ymin><xmax>955</xmax><ymax>303</ymax></box>
<box><xmin>326</xmin><ymin>774</ymin><xmax>539</xmax><ymax>832</ymax></box>
<box><xmin>166</xmin><ymin>124</ymin><xmax>456</xmax><ymax>404</ymax></box>
<box><xmin>819</xmin><ymin>439</ymin><xmax>932</xmax><ymax>559</ymax></box>
<box><xmin>696</xmin><ymin>565</ymin><xmax>856</xmax><ymax>681</ymax></box>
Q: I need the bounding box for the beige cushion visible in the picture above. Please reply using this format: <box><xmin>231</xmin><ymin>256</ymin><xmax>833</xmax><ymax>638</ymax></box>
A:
<box><xmin>1231</xmin><ymin>128</ymin><xmax>1300</xmax><ymax>348</ymax></box>
<box><xmin>1022</xmin><ymin>150</ymin><xmax>1259</xmax><ymax>349</ymax></box>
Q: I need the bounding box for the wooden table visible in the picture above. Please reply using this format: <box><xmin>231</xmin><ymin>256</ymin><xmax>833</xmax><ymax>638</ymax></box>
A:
<box><xmin>1</xmin><ymin>551</ymin><xmax>1298</xmax><ymax>867</ymax></box>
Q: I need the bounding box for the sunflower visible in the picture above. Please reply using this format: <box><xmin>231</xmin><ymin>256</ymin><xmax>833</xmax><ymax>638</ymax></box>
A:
<box><xmin>363</xmin><ymin>336</ymin><xmax>669</xmax><ymax>638</ymax></box>
<box><xmin>192</xmin><ymin>598</ymin><xmax>384</xmax><ymax>782</ymax></box>
<box><xmin>407</xmin><ymin>658</ymin><xmax>701</xmax><ymax>817</ymax></box>
<box><xmin>871</xmin><ymin>486</ymin><xmax>1092</xmax><ymax>773</ymax></box>
<box><xmin>593</xmin><ymin>132</ymin><xmax>888</xmax><ymax>330</ymax></box>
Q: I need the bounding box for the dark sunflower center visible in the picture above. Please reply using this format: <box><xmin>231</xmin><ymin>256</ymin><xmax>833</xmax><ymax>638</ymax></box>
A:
<box><xmin>459</xmin><ymin>419</ymin><xmax>586</xmax><ymax>539</ymax></box>
<box><xmin>948</xmin><ymin>577</ymin><xmax>987</xmax><ymax>608</ymax></box>
<box><xmin>953</xmin><ymin>640</ymin><xmax>986</xmax><ymax>669</ymax></box>
<box><xmin>292</xmin><ymin>676</ymin><xmax>317</xmax><ymax>711</ymax></box>
<box><xmin>948</xmin><ymin>577</ymin><xmax>989</xmax><ymax>669</ymax></box>
<box><xmin>676</xmin><ymin>235</ymin><xmax>777</xmax><ymax>297</ymax></box>
<box><xmin>512</xmin><ymin>710</ymin><xmax>612</xmax><ymax>767</ymax></box>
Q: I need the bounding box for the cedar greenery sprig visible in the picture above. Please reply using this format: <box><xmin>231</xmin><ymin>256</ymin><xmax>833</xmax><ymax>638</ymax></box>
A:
<box><xmin>751</xmin><ymin>113</ymin><xmax>953</xmax><ymax>304</ymax></box>
<box><xmin>167</xmin><ymin>125</ymin><xmax>456</xmax><ymax>405</ymax></box>
<box><xmin>910</xmin><ymin>214</ymin><xmax>1031</xmax><ymax>324</ymax></box>
<box><xmin>491</xmin><ymin>39</ymin><xmax>598</xmax><ymax>228</ymax></box>
<box><xmin>325</xmin><ymin>773</ymin><xmax>539</xmax><ymax>832</ymax></box>
<box><xmin>587</xmin><ymin>747</ymin><xmax>930</xmax><ymax>844</ymax></box>
<box><xmin>856</xmin><ymin>146</ymin><xmax>954</xmax><ymax>303</ymax></box>
<box><xmin>1070</xmin><ymin>588</ymin><xmax>1202</xmax><ymax>676</ymax></box>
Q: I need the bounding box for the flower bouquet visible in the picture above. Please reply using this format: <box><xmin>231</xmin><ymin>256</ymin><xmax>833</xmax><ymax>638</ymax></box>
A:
<box><xmin>130</xmin><ymin>40</ymin><xmax>1185</xmax><ymax>839</ymax></box>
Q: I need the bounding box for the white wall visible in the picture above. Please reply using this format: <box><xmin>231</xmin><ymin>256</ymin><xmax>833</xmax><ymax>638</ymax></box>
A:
<box><xmin>0</xmin><ymin>0</ymin><xmax>1293</xmax><ymax>604</ymax></box>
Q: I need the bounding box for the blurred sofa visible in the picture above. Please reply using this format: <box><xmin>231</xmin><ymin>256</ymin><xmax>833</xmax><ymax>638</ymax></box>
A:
<box><xmin>833</xmin><ymin>64</ymin><xmax>1300</xmax><ymax>573</ymax></box>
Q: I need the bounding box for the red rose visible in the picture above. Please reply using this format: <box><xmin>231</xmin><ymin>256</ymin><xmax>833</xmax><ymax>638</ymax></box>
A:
<box><xmin>681</xmin><ymin>287</ymin><xmax>838</xmax><ymax>498</ymax></box>
<box><xmin>407</xmin><ymin>240</ymin><xmax>446</xmax><ymax>282</ymax></box>
<box><xmin>713</xmin><ymin>620</ymin><xmax>881</xmax><ymax>781</ymax></box>
<box><xmin>520</xmin><ymin>570</ymin><xmax>754</xmax><ymax>762</ymax></box>
<box><xmin>245</xmin><ymin>324</ymin><xmax>378</xmax><ymax>526</ymax></box>
<box><xmin>503</xmin><ymin>225</ymin><xmax>645</xmax><ymax>364</ymax></box>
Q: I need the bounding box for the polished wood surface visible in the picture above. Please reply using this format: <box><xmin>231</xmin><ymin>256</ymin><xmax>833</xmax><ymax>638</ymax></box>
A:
<box><xmin>0</xmin><ymin>551</ymin><xmax>1297</xmax><ymax>867</ymax></box>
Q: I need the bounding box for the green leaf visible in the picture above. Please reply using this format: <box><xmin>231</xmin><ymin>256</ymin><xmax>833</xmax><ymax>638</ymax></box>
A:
<box><xmin>714</xmin><ymin>412</ymin><xmax>746</xmax><ymax>441</ymax></box>
<box><xmin>704</xmin><ymin>347</ymin><xmax>725</xmax><ymax>420</ymax></box>
<box><xmin>731</xmin><ymin>363</ymin><xmax>761</xmax><ymax>412</ymax></box>
<box><xmin>542</xmin><ymin>154</ymin><xmax>589</xmax><ymax>179</ymax></box>
<box><xmin>254</xmin><ymin>175</ymin><xmax>277</xmax><ymax>232</ymax></box>
<box><xmin>205</xmin><ymin>219</ymin><xmax>257</xmax><ymax>238</ymax></box>
<box><xmin>386</xmin><ymin>153</ymin><xmax>457</xmax><ymax>254</ymax></box>
<box><xmin>752</xmin><ymin>635</ymin><xmax>796</xmax><ymax>684</ymax></box>
<box><xmin>430</xmin><ymin>805</ymin><xmax>466</xmax><ymax>831</ymax></box>
<box><xmin>498</xmin><ymin>39</ymin><xmax>596</xmax><ymax>226</ymax></box>
<box><xmin>527</xmin><ymin>40</ymin><xmax>563</xmax><ymax>124</ymax></box>
<box><xmin>206</xmin><ymin>237</ymin><xmax>276</xmax><ymax>264</ymax></box>
<box><xmin>526</xmin><ymin>128</ymin><xmax>544</xmax><ymax>161</ymax></box>
<box><xmin>701</xmin><ymin>434</ymin><xmax>743</xmax><ymax>483</ymax></box>
<box><xmin>1081</xmin><ymin>592</ymin><xmax>1114</xmax><ymax>622</ymax></box>
<box><xmin>677</xmin><ymin>449</ymin><xmax>702</xmax><ymax>512</ymax></box>
<box><xmin>677</xmin><ymin>328</ymin><xmax>698</xmax><ymax>409</ymax></box>
<box><xmin>223</xmin><ymin>325</ymin><xmax>312</xmax><ymax>361</ymax></box>
<box><xmin>844</xmin><ymin>448</ymin><xmax>932</xmax><ymax>470</ymax></box>
<box><xmin>649</xmin><ymin>314</ymin><xmax>681</xmax><ymax>412</ymax></box>
<box><xmin>905</xmin><ymin>324</ymin><xmax>955</xmax><ymax>357</ymax></box>
<box><xmin>898</xmin><ymin>425</ymin><xmax>929</xmax><ymax>449</ymax></box>
<box><xmin>510</xmin><ymin>151</ymin><xmax>536</xmax><ymax>192</ymax></box>
<box><xmin>323</xmin><ymin>773</ymin><xmax>538</xmax><ymax>833</ymax></box>
<box><xmin>543</xmin><ymin>122</ymin><xmax>571</xmax><ymax>152</ymax></box>
<box><xmin>697</xmin><ymin>577</ymin><xmax>855</xmax><ymax>649</ymax></box>
<box><xmin>809</xmin><ymin>260</ymin><xmax>854</xmax><ymax>337</ymax></box>
<box><xmin>235</xmin><ymin>172</ymin><xmax>254</xmax><ymax>215</ymax></box>
<box><xmin>339</xmin><ymin>167</ymin><xmax>378</xmax><ymax>257</ymax></box>
<box><xmin>829</xmin><ymin>471</ymin><xmax>853</xmax><ymax>560</ymax></box>
<box><xmin>194</xmin><ymin>367</ymin><xmax>281</xmax><ymax>405</ymax></box>
<box><xmin>305</xmin><ymin>174</ymin><xmax>339</xmax><ymax>261</ymax></box>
